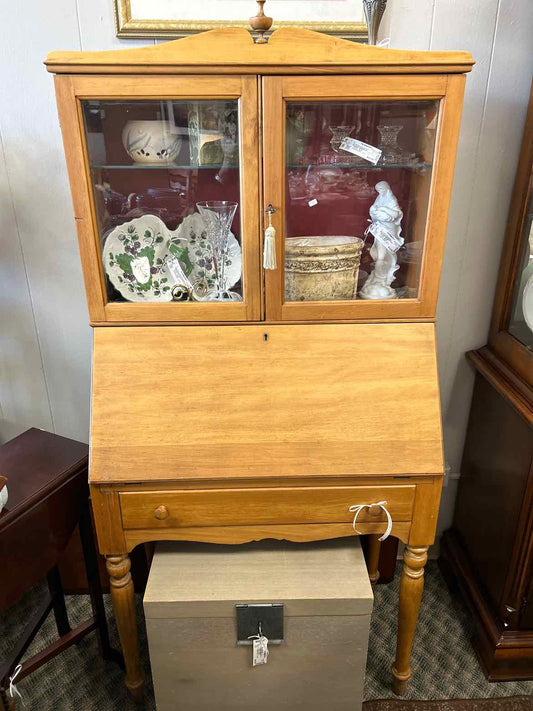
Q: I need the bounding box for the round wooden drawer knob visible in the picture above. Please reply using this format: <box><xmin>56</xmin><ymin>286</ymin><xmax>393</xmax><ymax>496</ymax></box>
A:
<box><xmin>154</xmin><ymin>505</ymin><xmax>169</xmax><ymax>520</ymax></box>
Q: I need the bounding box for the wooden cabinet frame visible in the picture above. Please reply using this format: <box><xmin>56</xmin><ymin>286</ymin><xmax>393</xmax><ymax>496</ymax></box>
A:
<box><xmin>55</xmin><ymin>69</ymin><xmax>466</xmax><ymax>325</ymax></box>
<box><xmin>55</xmin><ymin>74</ymin><xmax>262</xmax><ymax>324</ymax></box>
<box><xmin>263</xmin><ymin>74</ymin><xmax>466</xmax><ymax>321</ymax></box>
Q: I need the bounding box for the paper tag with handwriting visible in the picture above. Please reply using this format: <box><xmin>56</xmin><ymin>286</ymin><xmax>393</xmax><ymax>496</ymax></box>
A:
<box><xmin>367</xmin><ymin>221</ymin><xmax>403</xmax><ymax>253</ymax></box>
<box><xmin>340</xmin><ymin>137</ymin><xmax>382</xmax><ymax>165</ymax></box>
<box><xmin>252</xmin><ymin>636</ymin><xmax>269</xmax><ymax>666</ymax></box>
<box><xmin>166</xmin><ymin>257</ymin><xmax>190</xmax><ymax>286</ymax></box>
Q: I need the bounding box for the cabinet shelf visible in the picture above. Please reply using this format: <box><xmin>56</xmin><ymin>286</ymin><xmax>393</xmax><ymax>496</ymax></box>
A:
<box><xmin>91</xmin><ymin>164</ymin><xmax>238</xmax><ymax>171</ymax></box>
<box><xmin>91</xmin><ymin>163</ymin><xmax>431</xmax><ymax>172</ymax></box>
<box><xmin>288</xmin><ymin>162</ymin><xmax>432</xmax><ymax>171</ymax></box>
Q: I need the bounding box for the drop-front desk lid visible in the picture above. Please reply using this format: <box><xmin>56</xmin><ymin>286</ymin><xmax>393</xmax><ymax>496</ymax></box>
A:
<box><xmin>89</xmin><ymin>323</ymin><xmax>444</xmax><ymax>484</ymax></box>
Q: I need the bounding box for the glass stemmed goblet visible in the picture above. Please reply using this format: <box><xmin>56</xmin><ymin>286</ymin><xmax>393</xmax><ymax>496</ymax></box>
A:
<box><xmin>196</xmin><ymin>200</ymin><xmax>238</xmax><ymax>301</ymax></box>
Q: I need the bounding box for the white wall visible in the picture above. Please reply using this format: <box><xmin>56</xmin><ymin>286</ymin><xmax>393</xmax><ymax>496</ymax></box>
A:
<box><xmin>0</xmin><ymin>0</ymin><xmax>148</xmax><ymax>444</ymax></box>
<box><xmin>1</xmin><ymin>1</ymin><xmax>532</xmax><ymax>537</ymax></box>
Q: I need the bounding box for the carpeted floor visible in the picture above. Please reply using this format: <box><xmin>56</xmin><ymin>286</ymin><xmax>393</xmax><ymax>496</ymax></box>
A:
<box><xmin>364</xmin><ymin>700</ymin><xmax>533</xmax><ymax>710</ymax></box>
<box><xmin>1</xmin><ymin>561</ymin><xmax>533</xmax><ymax>709</ymax></box>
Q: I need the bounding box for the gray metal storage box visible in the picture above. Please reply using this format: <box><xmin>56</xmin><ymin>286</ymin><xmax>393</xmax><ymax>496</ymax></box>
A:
<box><xmin>144</xmin><ymin>539</ymin><xmax>373</xmax><ymax>711</ymax></box>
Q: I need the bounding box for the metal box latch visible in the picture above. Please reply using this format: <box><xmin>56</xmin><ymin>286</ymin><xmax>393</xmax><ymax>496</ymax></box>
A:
<box><xmin>236</xmin><ymin>603</ymin><xmax>284</xmax><ymax>645</ymax></box>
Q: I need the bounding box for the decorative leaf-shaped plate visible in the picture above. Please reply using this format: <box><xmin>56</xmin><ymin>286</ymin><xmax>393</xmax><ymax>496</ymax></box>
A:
<box><xmin>102</xmin><ymin>213</ymin><xmax>242</xmax><ymax>303</ymax></box>
<box><xmin>102</xmin><ymin>215</ymin><xmax>177</xmax><ymax>302</ymax></box>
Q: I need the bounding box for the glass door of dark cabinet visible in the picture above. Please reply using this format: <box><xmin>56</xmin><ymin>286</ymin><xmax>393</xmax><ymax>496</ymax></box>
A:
<box><xmin>262</xmin><ymin>75</ymin><xmax>465</xmax><ymax>321</ymax></box>
<box><xmin>59</xmin><ymin>75</ymin><xmax>261</xmax><ymax>322</ymax></box>
<box><xmin>488</xmin><ymin>81</ymin><xmax>533</xmax><ymax>385</ymax></box>
<box><xmin>507</xmin><ymin>168</ymin><xmax>533</xmax><ymax>350</ymax></box>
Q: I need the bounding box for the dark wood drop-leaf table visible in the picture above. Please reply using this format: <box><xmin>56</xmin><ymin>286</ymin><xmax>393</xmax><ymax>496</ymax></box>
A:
<box><xmin>0</xmin><ymin>428</ymin><xmax>121</xmax><ymax>710</ymax></box>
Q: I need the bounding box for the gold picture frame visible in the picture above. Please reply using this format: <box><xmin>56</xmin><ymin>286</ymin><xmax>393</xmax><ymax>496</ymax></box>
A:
<box><xmin>114</xmin><ymin>0</ymin><xmax>368</xmax><ymax>40</ymax></box>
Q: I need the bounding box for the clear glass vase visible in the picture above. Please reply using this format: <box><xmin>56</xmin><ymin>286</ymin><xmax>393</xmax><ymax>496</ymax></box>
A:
<box><xmin>363</xmin><ymin>0</ymin><xmax>388</xmax><ymax>46</ymax></box>
<box><xmin>196</xmin><ymin>200</ymin><xmax>239</xmax><ymax>300</ymax></box>
<box><xmin>329</xmin><ymin>125</ymin><xmax>354</xmax><ymax>154</ymax></box>
<box><xmin>377</xmin><ymin>124</ymin><xmax>410</xmax><ymax>165</ymax></box>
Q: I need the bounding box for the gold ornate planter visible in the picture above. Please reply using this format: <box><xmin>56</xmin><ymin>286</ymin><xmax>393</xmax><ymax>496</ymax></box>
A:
<box><xmin>285</xmin><ymin>236</ymin><xmax>363</xmax><ymax>302</ymax></box>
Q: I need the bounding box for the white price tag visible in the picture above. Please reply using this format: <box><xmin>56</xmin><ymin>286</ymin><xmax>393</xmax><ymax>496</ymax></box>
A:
<box><xmin>308</xmin><ymin>198</ymin><xmax>318</xmax><ymax>207</ymax></box>
<box><xmin>166</xmin><ymin>256</ymin><xmax>191</xmax><ymax>286</ymax></box>
<box><xmin>252</xmin><ymin>636</ymin><xmax>269</xmax><ymax>666</ymax></box>
<box><xmin>340</xmin><ymin>137</ymin><xmax>382</xmax><ymax>165</ymax></box>
<box><xmin>367</xmin><ymin>221</ymin><xmax>403</xmax><ymax>253</ymax></box>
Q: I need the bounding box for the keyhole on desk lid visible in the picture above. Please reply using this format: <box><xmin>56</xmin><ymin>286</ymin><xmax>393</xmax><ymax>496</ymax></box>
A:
<box><xmin>264</xmin><ymin>333</ymin><xmax>269</xmax><ymax>341</ymax></box>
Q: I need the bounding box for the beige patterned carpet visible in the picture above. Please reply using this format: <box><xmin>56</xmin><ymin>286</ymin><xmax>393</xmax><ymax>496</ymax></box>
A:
<box><xmin>1</xmin><ymin>562</ymin><xmax>533</xmax><ymax>709</ymax></box>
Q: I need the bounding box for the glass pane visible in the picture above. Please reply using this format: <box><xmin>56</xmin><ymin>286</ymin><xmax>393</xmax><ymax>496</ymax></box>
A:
<box><xmin>285</xmin><ymin>100</ymin><xmax>439</xmax><ymax>302</ymax></box>
<box><xmin>82</xmin><ymin>100</ymin><xmax>242</xmax><ymax>304</ymax></box>
<box><xmin>508</xmin><ymin>170</ymin><xmax>533</xmax><ymax>348</ymax></box>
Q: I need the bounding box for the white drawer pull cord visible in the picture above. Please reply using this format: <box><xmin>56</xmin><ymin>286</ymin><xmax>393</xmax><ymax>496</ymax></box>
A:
<box><xmin>349</xmin><ymin>501</ymin><xmax>392</xmax><ymax>542</ymax></box>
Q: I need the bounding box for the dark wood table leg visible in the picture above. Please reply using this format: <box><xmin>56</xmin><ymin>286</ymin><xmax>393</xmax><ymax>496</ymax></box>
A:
<box><xmin>79</xmin><ymin>502</ymin><xmax>123</xmax><ymax>667</ymax></box>
<box><xmin>47</xmin><ymin>565</ymin><xmax>71</xmax><ymax>637</ymax></box>
<box><xmin>0</xmin><ymin>594</ymin><xmax>56</xmax><ymax>706</ymax></box>
<box><xmin>0</xmin><ymin>685</ymin><xmax>15</xmax><ymax>710</ymax></box>
<box><xmin>0</xmin><ymin>682</ymin><xmax>13</xmax><ymax>709</ymax></box>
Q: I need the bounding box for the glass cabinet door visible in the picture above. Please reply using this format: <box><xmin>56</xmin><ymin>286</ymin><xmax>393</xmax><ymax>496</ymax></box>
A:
<box><xmin>489</xmin><ymin>81</ymin><xmax>533</xmax><ymax>387</ymax></box>
<box><xmin>507</xmin><ymin>169</ymin><xmax>533</xmax><ymax>350</ymax></box>
<box><xmin>263</xmin><ymin>75</ymin><xmax>464</xmax><ymax>320</ymax></box>
<box><xmin>60</xmin><ymin>76</ymin><xmax>260</xmax><ymax>322</ymax></box>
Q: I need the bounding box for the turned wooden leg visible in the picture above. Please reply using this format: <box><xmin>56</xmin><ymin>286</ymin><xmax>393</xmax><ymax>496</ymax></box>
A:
<box><xmin>366</xmin><ymin>534</ymin><xmax>382</xmax><ymax>589</ymax></box>
<box><xmin>106</xmin><ymin>555</ymin><xmax>144</xmax><ymax>702</ymax></box>
<box><xmin>391</xmin><ymin>545</ymin><xmax>428</xmax><ymax>695</ymax></box>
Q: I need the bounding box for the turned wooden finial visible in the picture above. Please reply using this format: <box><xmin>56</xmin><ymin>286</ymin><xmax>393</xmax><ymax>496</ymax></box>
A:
<box><xmin>249</xmin><ymin>0</ymin><xmax>273</xmax><ymax>44</ymax></box>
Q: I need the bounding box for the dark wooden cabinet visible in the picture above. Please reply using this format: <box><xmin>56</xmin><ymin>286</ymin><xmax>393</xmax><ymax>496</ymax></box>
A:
<box><xmin>440</xmin><ymin>82</ymin><xmax>533</xmax><ymax>681</ymax></box>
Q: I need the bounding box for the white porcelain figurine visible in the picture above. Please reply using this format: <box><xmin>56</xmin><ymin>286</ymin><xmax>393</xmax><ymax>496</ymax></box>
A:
<box><xmin>360</xmin><ymin>181</ymin><xmax>404</xmax><ymax>300</ymax></box>
<box><xmin>0</xmin><ymin>476</ymin><xmax>7</xmax><ymax>513</ymax></box>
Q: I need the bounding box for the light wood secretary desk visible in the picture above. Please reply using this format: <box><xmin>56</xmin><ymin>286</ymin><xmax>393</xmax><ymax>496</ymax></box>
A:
<box><xmin>46</xmin><ymin>25</ymin><xmax>472</xmax><ymax>700</ymax></box>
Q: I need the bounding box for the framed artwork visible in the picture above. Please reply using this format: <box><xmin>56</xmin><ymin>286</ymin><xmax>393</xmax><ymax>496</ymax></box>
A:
<box><xmin>114</xmin><ymin>0</ymin><xmax>367</xmax><ymax>40</ymax></box>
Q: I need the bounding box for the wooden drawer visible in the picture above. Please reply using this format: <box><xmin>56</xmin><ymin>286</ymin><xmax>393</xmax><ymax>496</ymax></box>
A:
<box><xmin>119</xmin><ymin>485</ymin><xmax>415</xmax><ymax>530</ymax></box>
